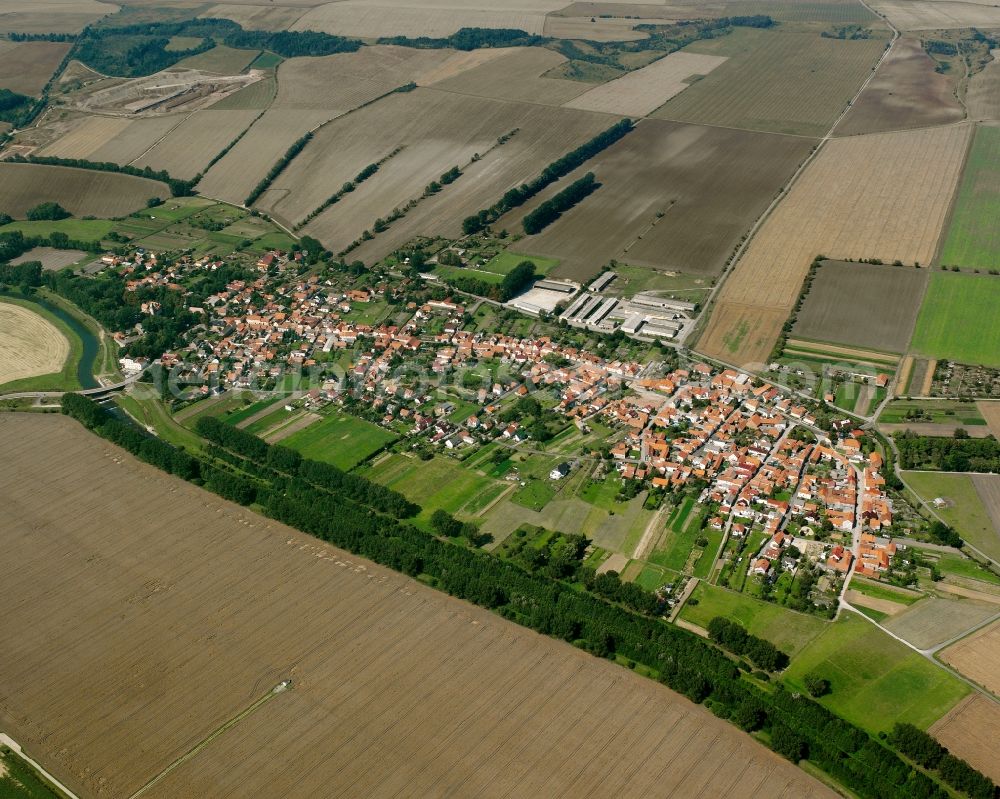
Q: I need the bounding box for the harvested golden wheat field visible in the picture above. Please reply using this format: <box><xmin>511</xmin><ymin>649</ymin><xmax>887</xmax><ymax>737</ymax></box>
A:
<box><xmin>84</xmin><ymin>115</ymin><xmax>191</xmax><ymax>165</ymax></box>
<box><xmin>200</xmin><ymin>3</ymin><xmax>313</xmax><ymax>30</ymax></box>
<box><xmin>289</xmin><ymin>1</ymin><xmax>561</xmax><ymax>38</ymax></box>
<box><xmin>0</xmin><ymin>0</ymin><xmax>112</xmax><ymax>33</ymax></box>
<box><xmin>273</xmin><ymin>46</ymin><xmax>464</xmax><ymax>111</ymax></box>
<box><xmin>0</xmin><ymin>414</ymin><xmax>837</xmax><ymax>799</ymax></box>
<box><xmin>697</xmin><ymin>124</ymin><xmax>971</xmax><ymax>365</ymax></box>
<box><xmin>542</xmin><ymin>15</ymin><xmax>650</xmax><ymax>41</ymax></box>
<box><xmin>563</xmin><ymin>51</ymin><xmax>728</xmax><ymax>117</ymax></box>
<box><xmin>0</xmin><ymin>162</ymin><xmax>169</xmax><ymax>218</ymax></box>
<box><xmin>132</xmin><ymin>109</ymin><xmax>260</xmax><ymax>179</ymax></box>
<box><xmin>36</xmin><ymin>114</ymin><xmax>134</xmax><ymax>159</ymax></box>
<box><xmin>870</xmin><ymin>0</ymin><xmax>1000</xmax><ymax>28</ymax></box>
<box><xmin>966</xmin><ymin>51</ymin><xmax>1000</xmax><ymax>121</ymax></box>
<box><xmin>428</xmin><ymin>48</ymin><xmax>590</xmax><ymax>106</ymax></box>
<box><xmin>0</xmin><ymin>302</ymin><xmax>68</xmax><ymax>385</ymax></box>
<box><xmin>940</xmin><ymin>617</ymin><xmax>1000</xmax><ymax>697</ymax></box>
<box><xmin>930</xmin><ymin>694</ymin><xmax>1000</xmax><ymax>783</ymax></box>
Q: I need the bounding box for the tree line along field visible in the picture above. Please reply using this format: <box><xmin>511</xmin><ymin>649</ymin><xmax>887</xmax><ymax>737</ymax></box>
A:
<box><xmin>697</xmin><ymin>123</ymin><xmax>971</xmax><ymax>366</ymax></box>
<box><xmin>291</xmin><ymin>90</ymin><xmax>616</xmax><ymax>256</ymax></box>
<box><xmin>834</xmin><ymin>37</ymin><xmax>965</xmax><ymax>137</ymax></box>
<box><xmin>0</xmin><ymin>414</ymin><xmax>838</xmax><ymax>799</ymax></box>
<box><xmin>0</xmin><ymin>162</ymin><xmax>169</xmax><ymax>219</ymax></box>
<box><xmin>938</xmin><ymin>124</ymin><xmax>1000</xmax><ymax>270</ymax></box>
<box><xmin>790</xmin><ymin>261</ymin><xmax>929</xmax><ymax>353</ymax></box>
<box><xmin>909</xmin><ymin>271</ymin><xmax>1000</xmax><ymax>368</ymax></box>
<box><xmin>653</xmin><ymin>27</ymin><xmax>889</xmax><ymax>137</ymax></box>
<box><xmin>492</xmin><ymin>119</ymin><xmax>814</xmax><ymax>283</ymax></box>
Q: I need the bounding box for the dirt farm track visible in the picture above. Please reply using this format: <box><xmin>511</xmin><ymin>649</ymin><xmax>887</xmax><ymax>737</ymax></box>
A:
<box><xmin>0</xmin><ymin>414</ymin><xmax>835</xmax><ymax>799</ymax></box>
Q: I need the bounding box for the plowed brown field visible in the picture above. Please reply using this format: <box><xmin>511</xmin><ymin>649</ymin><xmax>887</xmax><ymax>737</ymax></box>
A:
<box><xmin>697</xmin><ymin>124</ymin><xmax>971</xmax><ymax>366</ymax></box>
<box><xmin>835</xmin><ymin>37</ymin><xmax>964</xmax><ymax>136</ymax></box>
<box><xmin>0</xmin><ymin>413</ymin><xmax>837</xmax><ymax>799</ymax></box>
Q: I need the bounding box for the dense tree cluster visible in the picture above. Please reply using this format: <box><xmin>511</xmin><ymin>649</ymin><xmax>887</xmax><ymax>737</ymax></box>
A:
<box><xmin>70</xmin><ymin>19</ymin><xmax>361</xmax><ymax>77</ymax></box>
<box><xmin>889</xmin><ymin>724</ymin><xmax>997</xmax><ymax>799</ymax></box>
<box><xmin>0</xmin><ymin>88</ymin><xmax>32</xmax><ymax>123</ymax></box>
<box><xmin>377</xmin><ymin>27</ymin><xmax>546</xmax><ymax>51</ymax></box>
<box><xmin>522</xmin><ymin>172</ymin><xmax>599</xmax><ymax>235</ymax></box>
<box><xmin>706</xmin><ymin>617</ymin><xmax>790</xmax><ymax>671</ymax></box>
<box><xmin>442</xmin><ymin>259</ymin><xmax>536</xmax><ymax>302</ymax></box>
<box><xmin>896</xmin><ymin>432</ymin><xmax>1000</xmax><ymax>473</ymax></box>
<box><xmin>26</xmin><ymin>201</ymin><xmax>71</xmax><ymax>221</ymax></box>
<box><xmin>245</xmin><ymin>132</ymin><xmax>313</xmax><ymax>206</ymax></box>
<box><xmin>462</xmin><ymin>120</ymin><xmax>633</xmax><ymax>234</ymax></box>
<box><xmin>583</xmin><ymin>569</ymin><xmax>664</xmax><ymax>616</ymax></box>
<box><xmin>57</xmin><ymin>395</ymin><xmax>989</xmax><ymax>799</ymax></box>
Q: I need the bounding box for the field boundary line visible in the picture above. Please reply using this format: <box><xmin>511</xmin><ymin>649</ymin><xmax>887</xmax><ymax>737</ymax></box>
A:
<box><xmin>128</xmin><ymin>681</ymin><xmax>291</xmax><ymax>799</ymax></box>
<box><xmin>691</xmin><ymin>3</ymin><xmax>900</xmax><ymax>357</ymax></box>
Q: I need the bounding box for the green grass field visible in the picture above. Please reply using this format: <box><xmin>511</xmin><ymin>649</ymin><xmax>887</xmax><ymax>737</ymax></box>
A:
<box><xmin>939</xmin><ymin>125</ymin><xmax>1000</xmax><ymax>270</ymax></box>
<box><xmin>903</xmin><ymin>471</ymin><xmax>1000</xmax><ymax>562</ymax></box>
<box><xmin>880</xmin><ymin>400</ymin><xmax>985</xmax><ymax>426</ymax></box>
<box><xmin>282</xmin><ymin>411</ymin><xmax>396</xmax><ymax>470</ymax></box>
<box><xmin>117</xmin><ymin>390</ymin><xmax>205</xmax><ymax>452</ymax></box>
<box><xmin>849</xmin><ymin>577</ymin><xmax>923</xmax><ymax>606</ymax></box>
<box><xmin>363</xmin><ymin>453</ymin><xmax>504</xmax><ymax>525</ymax></box>
<box><xmin>783</xmin><ymin>612</ymin><xmax>970</xmax><ymax>733</ymax></box>
<box><xmin>678</xmin><ymin>581</ymin><xmax>827</xmax><ymax>655</ymax></box>
<box><xmin>910</xmin><ymin>272</ymin><xmax>1000</xmax><ymax>367</ymax></box>
<box><xmin>481</xmin><ymin>251</ymin><xmax>558</xmax><ymax>277</ymax></box>
<box><xmin>0</xmin><ymin>218</ymin><xmax>114</xmax><ymax>242</ymax></box>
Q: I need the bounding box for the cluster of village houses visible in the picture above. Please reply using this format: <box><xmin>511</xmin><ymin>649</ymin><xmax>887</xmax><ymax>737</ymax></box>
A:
<box><xmin>114</xmin><ymin>248</ymin><xmax>902</xmax><ymax>587</ymax></box>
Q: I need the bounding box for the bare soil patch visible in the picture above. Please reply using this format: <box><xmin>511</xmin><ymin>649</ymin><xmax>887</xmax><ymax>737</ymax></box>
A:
<box><xmin>698</xmin><ymin>124</ymin><xmax>971</xmax><ymax>365</ymax></box>
<box><xmin>0</xmin><ymin>413</ymin><xmax>837</xmax><ymax>799</ymax></box>
<box><xmin>836</xmin><ymin>37</ymin><xmax>964</xmax><ymax>136</ymax></box>
<box><xmin>791</xmin><ymin>260</ymin><xmax>929</xmax><ymax>352</ymax></box>
<box><xmin>0</xmin><ymin>41</ymin><xmax>72</xmax><ymax>97</ymax></box>
<box><xmin>0</xmin><ymin>302</ymin><xmax>69</xmax><ymax>385</ymax></box>
<box><xmin>930</xmin><ymin>694</ymin><xmax>1000</xmax><ymax>783</ymax></box>
<box><xmin>967</xmin><ymin>49</ymin><xmax>1000</xmax><ymax>121</ymax></box>
<box><xmin>0</xmin><ymin>162</ymin><xmax>168</xmax><ymax>218</ymax></box>
<box><xmin>939</xmin><ymin>617</ymin><xmax>1000</xmax><ymax>695</ymax></box>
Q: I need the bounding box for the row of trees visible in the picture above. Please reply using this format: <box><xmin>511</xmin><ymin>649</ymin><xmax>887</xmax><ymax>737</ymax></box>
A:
<box><xmin>295</xmin><ymin>152</ymin><xmax>400</xmax><ymax>230</ymax></box>
<box><xmin>245</xmin><ymin>132</ymin><xmax>313</xmax><ymax>206</ymax></box>
<box><xmin>194</xmin><ymin>415</ymin><xmax>417</xmax><ymax>518</ymax></box>
<box><xmin>895</xmin><ymin>432</ymin><xmax>1000</xmax><ymax>473</ymax></box>
<box><xmin>462</xmin><ymin>119</ymin><xmax>633</xmax><ymax>234</ymax></box>
<box><xmin>522</xmin><ymin>172</ymin><xmax>599</xmax><ymax>235</ymax></box>
<box><xmin>706</xmin><ymin>616</ymin><xmax>790</xmax><ymax>672</ymax></box>
<box><xmin>377</xmin><ymin>27</ymin><xmax>546</xmax><ymax>51</ymax></box>
<box><xmin>58</xmin><ymin>396</ymin><xmax>994</xmax><ymax>799</ymax></box>
<box><xmin>889</xmin><ymin>723</ymin><xmax>996</xmax><ymax>799</ymax></box>
<box><xmin>11</xmin><ymin>153</ymin><xmax>194</xmax><ymax>197</ymax></box>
